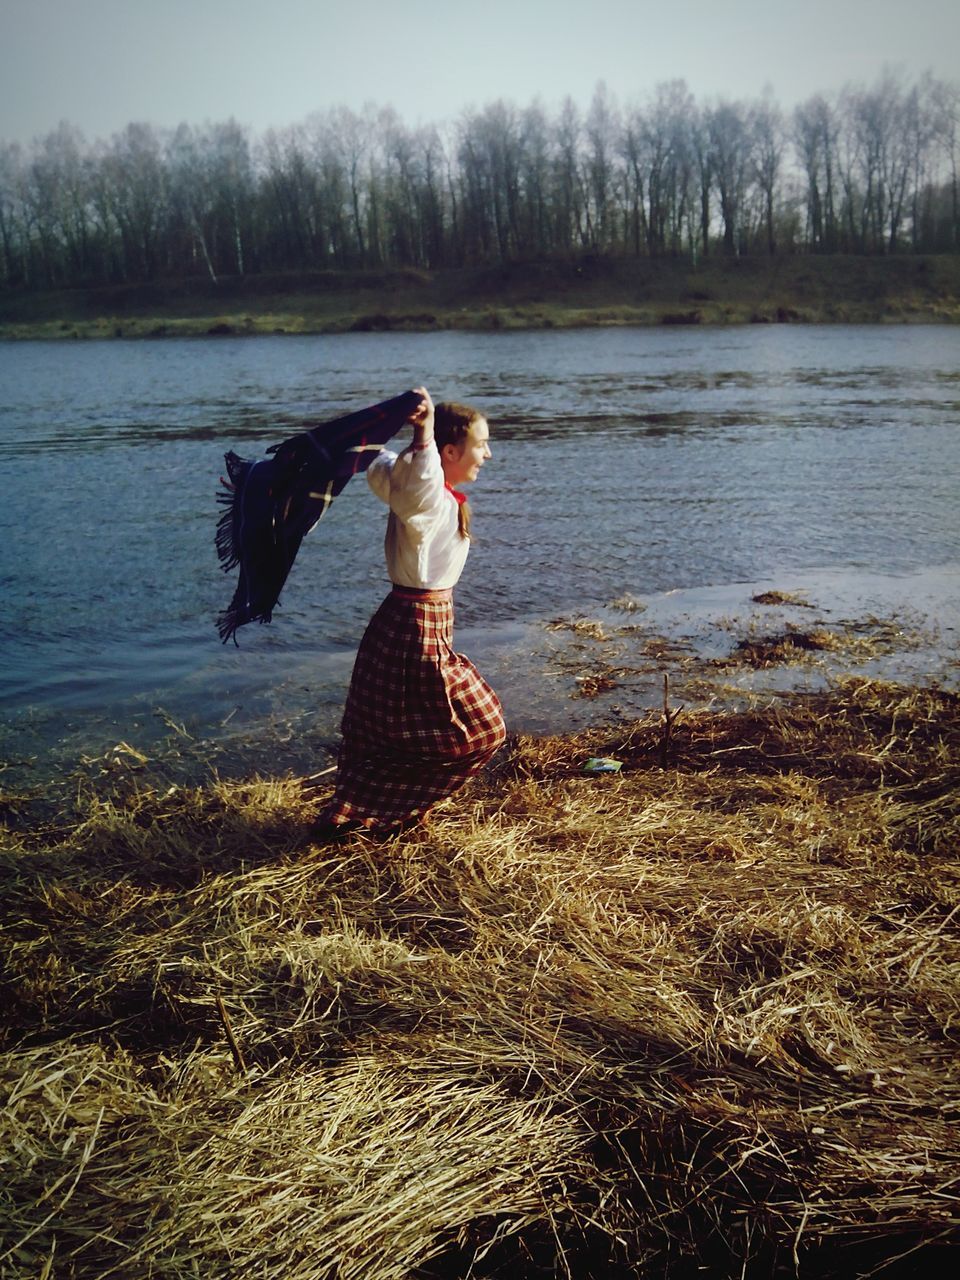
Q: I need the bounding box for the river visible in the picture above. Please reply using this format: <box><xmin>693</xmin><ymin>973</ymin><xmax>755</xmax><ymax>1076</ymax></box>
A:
<box><xmin>1</xmin><ymin>324</ymin><xmax>958</xmax><ymax>781</ymax></box>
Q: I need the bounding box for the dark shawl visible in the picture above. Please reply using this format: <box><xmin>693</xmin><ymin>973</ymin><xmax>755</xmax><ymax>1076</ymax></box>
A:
<box><xmin>215</xmin><ymin>389</ymin><xmax>422</xmax><ymax>643</ymax></box>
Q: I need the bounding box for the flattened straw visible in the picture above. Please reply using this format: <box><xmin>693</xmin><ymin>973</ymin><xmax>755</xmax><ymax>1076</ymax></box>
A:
<box><xmin>2</xmin><ymin>676</ymin><xmax>957</xmax><ymax>1276</ymax></box>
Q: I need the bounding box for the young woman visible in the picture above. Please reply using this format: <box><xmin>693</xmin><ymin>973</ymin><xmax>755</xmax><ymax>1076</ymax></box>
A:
<box><xmin>314</xmin><ymin>386</ymin><xmax>506</xmax><ymax>836</ymax></box>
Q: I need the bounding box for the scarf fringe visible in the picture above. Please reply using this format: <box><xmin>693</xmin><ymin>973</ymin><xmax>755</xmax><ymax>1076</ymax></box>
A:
<box><xmin>215</xmin><ymin>451</ymin><xmax>265</xmax><ymax>644</ymax></box>
<box><xmin>216</xmin><ymin>601</ymin><xmax>272</xmax><ymax>646</ymax></box>
<box><xmin>215</xmin><ymin>451</ymin><xmax>250</xmax><ymax>575</ymax></box>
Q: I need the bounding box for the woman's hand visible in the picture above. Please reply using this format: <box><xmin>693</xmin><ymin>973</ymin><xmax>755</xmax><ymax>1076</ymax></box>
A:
<box><xmin>410</xmin><ymin>386</ymin><xmax>435</xmax><ymax>446</ymax></box>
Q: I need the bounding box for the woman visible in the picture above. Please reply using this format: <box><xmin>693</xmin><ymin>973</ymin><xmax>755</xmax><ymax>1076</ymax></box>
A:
<box><xmin>314</xmin><ymin>386</ymin><xmax>506</xmax><ymax>837</ymax></box>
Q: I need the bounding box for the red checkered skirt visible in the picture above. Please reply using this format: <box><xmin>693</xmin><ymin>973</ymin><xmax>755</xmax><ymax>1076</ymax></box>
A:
<box><xmin>323</xmin><ymin>588</ymin><xmax>506</xmax><ymax>827</ymax></box>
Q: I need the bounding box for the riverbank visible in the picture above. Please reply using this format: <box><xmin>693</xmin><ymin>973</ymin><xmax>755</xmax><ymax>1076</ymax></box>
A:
<box><xmin>2</xmin><ymin>618</ymin><xmax>958</xmax><ymax>1277</ymax></box>
<box><xmin>2</xmin><ymin>254</ymin><xmax>959</xmax><ymax>339</ymax></box>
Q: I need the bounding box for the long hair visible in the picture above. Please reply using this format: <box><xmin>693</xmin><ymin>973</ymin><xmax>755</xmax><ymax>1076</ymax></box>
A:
<box><xmin>435</xmin><ymin>401</ymin><xmax>481</xmax><ymax>539</ymax></box>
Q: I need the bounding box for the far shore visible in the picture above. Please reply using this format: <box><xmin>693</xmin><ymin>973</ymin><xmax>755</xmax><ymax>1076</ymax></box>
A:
<box><xmin>2</xmin><ymin>254</ymin><xmax>959</xmax><ymax>340</ymax></box>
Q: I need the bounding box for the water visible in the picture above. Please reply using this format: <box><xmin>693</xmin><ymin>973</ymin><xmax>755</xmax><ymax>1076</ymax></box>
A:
<box><xmin>1</xmin><ymin>325</ymin><xmax>958</xmax><ymax>774</ymax></box>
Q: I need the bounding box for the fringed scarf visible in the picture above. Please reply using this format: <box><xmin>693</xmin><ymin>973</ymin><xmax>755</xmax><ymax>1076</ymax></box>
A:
<box><xmin>216</xmin><ymin>389</ymin><xmax>422</xmax><ymax>643</ymax></box>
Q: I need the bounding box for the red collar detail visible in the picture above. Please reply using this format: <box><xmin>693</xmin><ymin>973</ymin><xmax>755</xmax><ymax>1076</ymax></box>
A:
<box><xmin>445</xmin><ymin>482</ymin><xmax>467</xmax><ymax>505</ymax></box>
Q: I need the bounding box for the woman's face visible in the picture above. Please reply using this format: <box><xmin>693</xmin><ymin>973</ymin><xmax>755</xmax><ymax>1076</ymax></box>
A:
<box><xmin>441</xmin><ymin>418</ymin><xmax>491</xmax><ymax>486</ymax></box>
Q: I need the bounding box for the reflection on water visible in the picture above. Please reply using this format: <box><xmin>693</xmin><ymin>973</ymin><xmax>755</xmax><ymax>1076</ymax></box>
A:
<box><xmin>1</xmin><ymin>325</ymin><xmax>958</xmax><ymax>769</ymax></box>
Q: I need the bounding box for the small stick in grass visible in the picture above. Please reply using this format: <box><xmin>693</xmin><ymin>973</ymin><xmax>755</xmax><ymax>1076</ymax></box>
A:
<box><xmin>301</xmin><ymin>764</ymin><xmax>338</xmax><ymax>793</ymax></box>
<box><xmin>215</xmin><ymin>994</ymin><xmax>248</xmax><ymax>1076</ymax></box>
<box><xmin>660</xmin><ymin>672</ymin><xmax>682</xmax><ymax>767</ymax></box>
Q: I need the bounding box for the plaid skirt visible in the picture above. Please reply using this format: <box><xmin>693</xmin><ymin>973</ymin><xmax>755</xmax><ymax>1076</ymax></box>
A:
<box><xmin>323</xmin><ymin>587</ymin><xmax>506</xmax><ymax>827</ymax></box>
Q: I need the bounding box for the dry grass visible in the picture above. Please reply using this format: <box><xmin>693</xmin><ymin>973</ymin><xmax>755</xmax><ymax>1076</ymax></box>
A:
<box><xmin>1</xmin><ymin>675</ymin><xmax>958</xmax><ymax>1278</ymax></box>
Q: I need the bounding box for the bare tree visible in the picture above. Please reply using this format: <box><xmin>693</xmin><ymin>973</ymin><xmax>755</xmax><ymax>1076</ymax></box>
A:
<box><xmin>519</xmin><ymin>101</ymin><xmax>552</xmax><ymax>255</ymax></box>
<box><xmin>706</xmin><ymin>100</ymin><xmax>752</xmax><ymax>254</ymax></box>
<box><xmin>0</xmin><ymin>142</ymin><xmax>32</xmax><ymax>285</ymax></box>
<box><xmin>620</xmin><ymin>103</ymin><xmax>647</xmax><ymax>257</ymax></box>
<box><xmin>554</xmin><ymin>96</ymin><xmax>588</xmax><ymax>251</ymax></box>
<box><xmin>690</xmin><ymin>104</ymin><xmax>712</xmax><ymax>258</ymax></box>
<box><xmin>644</xmin><ymin>80</ymin><xmax>697</xmax><ymax>256</ymax></box>
<box><xmin>330</xmin><ymin>106</ymin><xmax>373</xmax><ymax>263</ymax></box>
<box><xmin>841</xmin><ymin>71</ymin><xmax>914</xmax><ymax>252</ymax></box>
<box><xmin>306</xmin><ymin>111</ymin><xmax>352</xmax><ymax>265</ymax></box>
<box><xmin>455</xmin><ymin>101</ymin><xmax>524</xmax><ymax>263</ymax></box>
<box><xmin>417</xmin><ymin>124</ymin><xmax>447</xmax><ymax>267</ymax></box>
<box><xmin>794</xmin><ymin>94</ymin><xmax>840</xmax><ymax>251</ymax></box>
<box><xmin>208</xmin><ymin>119</ymin><xmax>254</xmax><ymax>275</ymax></box>
<box><xmin>752</xmin><ymin>93</ymin><xmax>784</xmax><ymax>254</ymax></box>
<box><xmin>99</xmin><ymin>123</ymin><xmax>168</xmax><ymax>280</ymax></box>
<box><xmin>930</xmin><ymin>78</ymin><xmax>960</xmax><ymax>248</ymax></box>
<box><xmin>584</xmin><ymin>82</ymin><xmax>620</xmax><ymax>250</ymax></box>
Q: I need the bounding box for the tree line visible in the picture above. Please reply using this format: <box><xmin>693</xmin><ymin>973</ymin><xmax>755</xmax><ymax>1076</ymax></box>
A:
<box><xmin>1</xmin><ymin>69</ymin><xmax>958</xmax><ymax>291</ymax></box>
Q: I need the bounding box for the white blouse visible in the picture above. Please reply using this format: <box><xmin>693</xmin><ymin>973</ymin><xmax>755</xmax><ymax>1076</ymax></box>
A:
<box><xmin>367</xmin><ymin>443</ymin><xmax>470</xmax><ymax>589</ymax></box>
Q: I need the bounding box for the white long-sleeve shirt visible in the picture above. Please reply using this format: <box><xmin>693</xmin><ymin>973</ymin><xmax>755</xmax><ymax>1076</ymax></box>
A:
<box><xmin>367</xmin><ymin>443</ymin><xmax>469</xmax><ymax>589</ymax></box>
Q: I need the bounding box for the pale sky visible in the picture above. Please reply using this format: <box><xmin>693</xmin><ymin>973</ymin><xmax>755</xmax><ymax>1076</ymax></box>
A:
<box><xmin>2</xmin><ymin>0</ymin><xmax>958</xmax><ymax>146</ymax></box>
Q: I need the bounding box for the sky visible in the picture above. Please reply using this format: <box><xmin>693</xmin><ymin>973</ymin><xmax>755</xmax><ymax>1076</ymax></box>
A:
<box><xmin>1</xmin><ymin>0</ymin><xmax>959</xmax><ymax>147</ymax></box>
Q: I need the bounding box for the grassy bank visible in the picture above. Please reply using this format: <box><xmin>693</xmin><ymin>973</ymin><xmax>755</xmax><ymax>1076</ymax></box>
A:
<box><xmin>2</xmin><ymin>254</ymin><xmax>959</xmax><ymax>340</ymax></box>
<box><xmin>2</xmin><ymin>649</ymin><xmax>958</xmax><ymax>1276</ymax></box>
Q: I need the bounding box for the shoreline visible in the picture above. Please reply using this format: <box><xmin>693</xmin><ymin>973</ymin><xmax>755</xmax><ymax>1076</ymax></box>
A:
<box><xmin>2</xmin><ymin>254</ymin><xmax>959</xmax><ymax>340</ymax></box>
<box><xmin>2</xmin><ymin>565</ymin><xmax>957</xmax><ymax>803</ymax></box>
<box><xmin>3</xmin><ymin>306</ymin><xmax>958</xmax><ymax>342</ymax></box>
